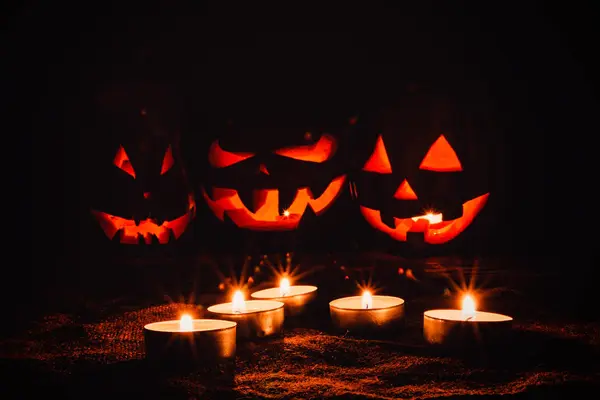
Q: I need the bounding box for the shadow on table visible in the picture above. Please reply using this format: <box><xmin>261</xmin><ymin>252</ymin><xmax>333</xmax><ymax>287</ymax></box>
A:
<box><xmin>0</xmin><ymin>358</ymin><xmax>237</xmax><ymax>400</ymax></box>
<box><xmin>370</xmin><ymin>327</ymin><xmax>599</xmax><ymax>372</ymax></box>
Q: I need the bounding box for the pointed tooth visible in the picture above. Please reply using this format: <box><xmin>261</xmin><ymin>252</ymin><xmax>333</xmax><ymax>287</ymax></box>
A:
<box><xmin>222</xmin><ymin>211</ymin><xmax>239</xmax><ymax>228</ymax></box>
<box><xmin>112</xmin><ymin>229</ymin><xmax>124</xmax><ymax>243</ymax></box>
<box><xmin>149</xmin><ymin>234</ymin><xmax>159</xmax><ymax>245</ymax></box>
<box><xmin>168</xmin><ymin>228</ymin><xmax>177</xmax><ymax>243</ymax></box>
<box><xmin>381</xmin><ymin>212</ymin><xmax>397</xmax><ymax>229</ymax></box>
<box><xmin>277</xmin><ymin>187</ymin><xmax>297</xmax><ymax>212</ymax></box>
<box><xmin>134</xmin><ymin>217</ymin><xmax>142</xmax><ymax>226</ymax></box>
<box><xmin>236</xmin><ymin>188</ymin><xmax>255</xmax><ymax>212</ymax></box>
<box><xmin>298</xmin><ymin>204</ymin><xmax>318</xmax><ymax>227</ymax></box>
<box><xmin>309</xmin><ymin>179</ymin><xmax>329</xmax><ymax>199</ymax></box>
<box><xmin>153</xmin><ymin>215</ymin><xmax>165</xmax><ymax>226</ymax></box>
<box><xmin>138</xmin><ymin>234</ymin><xmax>146</xmax><ymax>245</ymax></box>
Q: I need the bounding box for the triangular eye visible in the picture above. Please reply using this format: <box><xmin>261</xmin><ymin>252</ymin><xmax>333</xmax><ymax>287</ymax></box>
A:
<box><xmin>274</xmin><ymin>134</ymin><xmax>336</xmax><ymax>163</ymax></box>
<box><xmin>113</xmin><ymin>145</ymin><xmax>135</xmax><ymax>178</ymax></box>
<box><xmin>208</xmin><ymin>140</ymin><xmax>254</xmax><ymax>168</ymax></box>
<box><xmin>419</xmin><ymin>135</ymin><xmax>463</xmax><ymax>172</ymax></box>
<box><xmin>161</xmin><ymin>145</ymin><xmax>175</xmax><ymax>175</ymax></box>
<box><xmin>362</xmin><ymin>135</ymin><xmax>392</xmax><ymax>173</ymax></box>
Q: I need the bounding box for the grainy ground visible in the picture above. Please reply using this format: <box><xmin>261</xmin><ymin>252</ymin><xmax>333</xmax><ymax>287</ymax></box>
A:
<box><xmin>2</xmin><ymin>254</ymin><xmax>599</xmax><ymax>399</ymax></box>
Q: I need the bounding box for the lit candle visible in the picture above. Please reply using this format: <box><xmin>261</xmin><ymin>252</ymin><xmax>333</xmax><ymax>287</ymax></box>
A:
<box><xmin>250</xmin><ymin>277</ymin><xmax>318</xmax><ymax>316</ymax></box>
<box><xmin>232</xmin><ymin>290</ymin><xmax>246</xmax><ymax>313</ymax></box>
<box><xmin>423</xmin><ymin>293</ymin><xmax>513</xmax><ymax>347</ymax></box>
<box><xmin>143</xmin><ymin>314</ymin><xmax>237</xmax><ymax>369</ymax></box>
<box><xmin>329</xmin><ymin>290</ymin><xmax>405</xmax><ymax>335</ymax></box>
<box><xmin>207</xmin><ymin>290</ymin><xmax>285</xmax><ymax>339</ymax></box>
<box><xmin>361</xmin><ymin>290</ymin><xmax>373</xmax><ymax>309</ymax></box>
<box><xmin>279</xmin><ymin>277</ymin><xmax>291</xmax><ymax>297</ymax></box>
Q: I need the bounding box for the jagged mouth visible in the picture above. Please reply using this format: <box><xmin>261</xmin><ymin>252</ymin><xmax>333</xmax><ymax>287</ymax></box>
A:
<box><xmin>91</xmin><ymin>196</ymin><xmax>196</xmax><ymax>244</ymax></box>
<box><xmin>202</xmin><ymin>175</ymin><xmax>346</xmax><ymax>230</ymax></box>
<box><xmin>359</xmin><ymin>193</ymin><xmax>489</xmax><ymax>244</ymax></box>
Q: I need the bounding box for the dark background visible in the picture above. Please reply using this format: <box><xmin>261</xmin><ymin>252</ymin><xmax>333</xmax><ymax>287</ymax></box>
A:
<box><xmin>7</xmin><ymin>5</ymin><xmax>597</xmax><ymax>315</ymax></box>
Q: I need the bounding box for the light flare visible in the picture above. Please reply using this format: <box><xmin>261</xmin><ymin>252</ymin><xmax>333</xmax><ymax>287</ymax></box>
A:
<box><xmin>179</xmin><ymin>314</ymin><xmax>193</xmax><ymax>331</ymax></box>
<box><xmin>279</xmin><ymin>277</ymin><xmax>291</xmax><ymax>297</ymax></box>
<box><xmin>412</xmin><ymin>211</ymin><xmax>443</xmax><ymax>224</ymax></box>
<box><xmin>461</xmin><ymin>294</ymin><xmax>476</xmax><ymax>320</ymax></box>
<box><xmin>362</xmin><ymin>290</ymin><xmax>373</xmax><ymax>309</ymax></box>
<box><xmin>232</xmin><ymin>290</ymin><xmax>246</xmax><ymax>313</ymax></box>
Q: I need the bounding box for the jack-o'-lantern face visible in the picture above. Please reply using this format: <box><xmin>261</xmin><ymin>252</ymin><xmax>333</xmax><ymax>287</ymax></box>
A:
<box><xmin>354</xmin><ymin>96</ymin><xmax>490</xmax><ymax>245</ymax></box>
<box><xmin>202</xmin><ymin>123</ymin><xmax>348</xmax><ymax>230</ymax></box>
<box><xmin>91</xmin><ymin>140</ymin><xmax>195</xmax><ymax>244</ymax></box>
<box><xmin>85</xmin><ymin>84</ymin><xmax>195</xmax><ymax>245</ymax></box>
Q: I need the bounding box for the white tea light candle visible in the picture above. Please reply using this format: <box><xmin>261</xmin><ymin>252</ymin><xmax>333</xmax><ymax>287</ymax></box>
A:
<box><xmin>143</xmin><ymin>314</ymin><xmax>236</xmax><ymax>367</ymax></box>
<box><xmin>208</xmin><ymin>290</ymin><xmax>284</xmax><ymax>339</ymax></box>
<box><xmin>330</xmin><ymin>291</ymin><xmax>405</xmax><ymax>334</ymax></box>
<box><xmin>423</xmin><ymin>294</ymin><xmax>513</xmax><ymax>347</ymax></box>
<box><xmin>251</xmin><ymin>277</ymin><xmax>318</xmax><ymax>316</ymax></box>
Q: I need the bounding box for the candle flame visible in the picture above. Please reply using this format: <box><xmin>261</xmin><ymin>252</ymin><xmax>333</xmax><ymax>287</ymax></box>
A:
<box><xmin>362</xmin><ymin>290</ymin><xmax>373</xmax><ymax>309</ymax></box>
<box><xmin>232</xmin><ymin>290</ymin><xmax>246</xmax><ymax>313</ymax></box>
<box><xmin>412</xmin><ymin>212</ymin><xmax>443</xmax><ymax>224</ymax></box>
<box><xmin>461</xmin><ymin>294</ymin><xmax>476</xmax><ymax>320</ymax></box>
<box><xmin>279</xmin><ymin>277</ymin><xmax>291</xmax><ymax>297</ymax></box>
<box><xmin>179</xmin><ymin>314</ymin><xmax>193</xmax><ymax>331</ymax></box>
<box><xmin>282</xmin><ymin>209</ymin><xmax>290</xmax><ymax>217</ymax></box>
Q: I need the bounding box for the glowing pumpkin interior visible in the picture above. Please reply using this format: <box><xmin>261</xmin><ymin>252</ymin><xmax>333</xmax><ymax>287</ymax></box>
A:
<box><xmin>203</xmin><ymin>133</ymin><xmax>346</xmax><ymax>230</ymax></box>
<box><xmin>359</xmin><ymin>134</ymin><xmax>489</xmax><ymax>244</ymax></box>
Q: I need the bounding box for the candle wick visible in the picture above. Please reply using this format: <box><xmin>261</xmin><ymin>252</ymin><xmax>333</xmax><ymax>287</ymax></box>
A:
<box><xmin>465</xmin><ymin>316</ymin><xmax>473</xmax><ymax>321</ymax></box>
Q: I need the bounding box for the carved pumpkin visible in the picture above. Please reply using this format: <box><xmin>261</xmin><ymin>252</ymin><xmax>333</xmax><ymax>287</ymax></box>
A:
<box><xmin>353</xmin><ymin>93</ymin><xmax>491</xmax><ymax>246</ymax></box>
<box><xmin>201</xmin><ymin>115</ymin><xmax>350</xmax><ymax>231</ymax></box>
<box><xmin>85</xmin><ymin>83</ymin><xmax>196</xmax><ymax>245</ymax></box>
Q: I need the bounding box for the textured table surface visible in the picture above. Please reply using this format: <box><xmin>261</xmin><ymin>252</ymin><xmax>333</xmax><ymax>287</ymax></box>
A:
<box><xmin>3</xmin><ymin>254</ymin><xmax>599</xmax><ymax>399</ymax></box>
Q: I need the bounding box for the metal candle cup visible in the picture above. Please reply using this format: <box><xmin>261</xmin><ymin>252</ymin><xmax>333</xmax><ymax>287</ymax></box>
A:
<box><xmin>329</xmin><ymin>292</ymin><xmax>405</xmax><ymax>334</ymax></box>
<box><xmin>251</xmin><ymin>284</ymin><xmax>318</xmax><ymax>316</ymax></box>
<box><xmin>207</xmin><ymin>291</ymin><xmax>284</xmax><ymax>340</ymax></box>
<box><xmin>143</xmin><ymin>316</ymin><xmax>237</xmax><ymax>369</ymax></box>
<box><xmin>423</xmin><ymin>295</ymin><xmax>513</xmax><ymax>347</ymax></box>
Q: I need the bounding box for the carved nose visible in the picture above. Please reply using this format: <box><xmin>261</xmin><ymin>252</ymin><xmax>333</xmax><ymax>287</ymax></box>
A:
<box><xmin>258</xmin><ymin>164</ymin><xmax>269</xmax><ymax>175</ymax></box>
<box><xmin>393</xmin><ymin>179</ymin><xmax>418</xmax><ymax>200</ymax></box>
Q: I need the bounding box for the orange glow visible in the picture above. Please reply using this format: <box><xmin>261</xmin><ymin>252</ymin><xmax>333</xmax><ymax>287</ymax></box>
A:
<box><xmin>359</xmin><ymin>193</ymin><xmax>489</xmax><ymax>244</ymax></box>
<box><xmin>179</xmin><ymin>314</ymin><xmax>193</xmax><ymax>331</ymax></box>
<box><xmin>91</xmin><ymin>194</ymin><xmax>195</xmax><ymax>244</ymax></box>
<box><xmin>362</xmin><ymin>135</ymin><xmax>392</xmax><ymax>174</ymax></box>
<box><xmin>113</xmin><ymin>145</ymin><xmax>135</xmax><ymax>178</ymax></box>
<box><xmin>258</xmin><ymin>163</ymin><xmax>270</xmax><ymax>175</ymax></box>
<box><xmin>232</xmin><ymin>290</ymin><xmax>246</xmax><ymax>313</ymax></box>
<box><xmin>160</xmin><ymin>145</ymin><xmax>174</xmax><ymax>175</ymax></box>
<box><xmin>461</xmin><ymin>294</ymin><xmax>476</xmax><ymax>319</ymax></box>
<box><xmin>419</xmin><ymin>135</ymin><xmax>463</xmax><ymax>172</ymax></box>
<box><xmin>361</xmin><ymin>290</ymin><xmax>373</xmax><ymax>309</ymax></box>
<box><xmin>412</xmin><ymin>212</ymin><xmax>443</xmax><ymax>224</ymax></box>
<box><xmin>274</xmin><ymin>134</ymin><xmax>336</xmax><ymax>163</ymax></box>
<box><xmin>202</xmin><ymin>175</ymin><xmax>346</xmax><ymax>230</ymax></box>
<box><xmin>393</xmin><ymin>179</ymin><xmax>418</xmax><ymax>200</ymax></box>
<box><xmin>208</xmin><ymin>140</ymin><xmax>254</xmax><ymax>168</ymax></box>
<box><xmin>279</xmin><ymin>277</ymin><xmax>291</xmax><ymax>297</ymax></box>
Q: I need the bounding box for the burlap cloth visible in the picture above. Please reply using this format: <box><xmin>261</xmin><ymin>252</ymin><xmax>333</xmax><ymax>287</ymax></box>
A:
<box><xmin>2</xmin><ymin>300</ymin><xmax>599</xmax><ymax>399</ymax></box>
